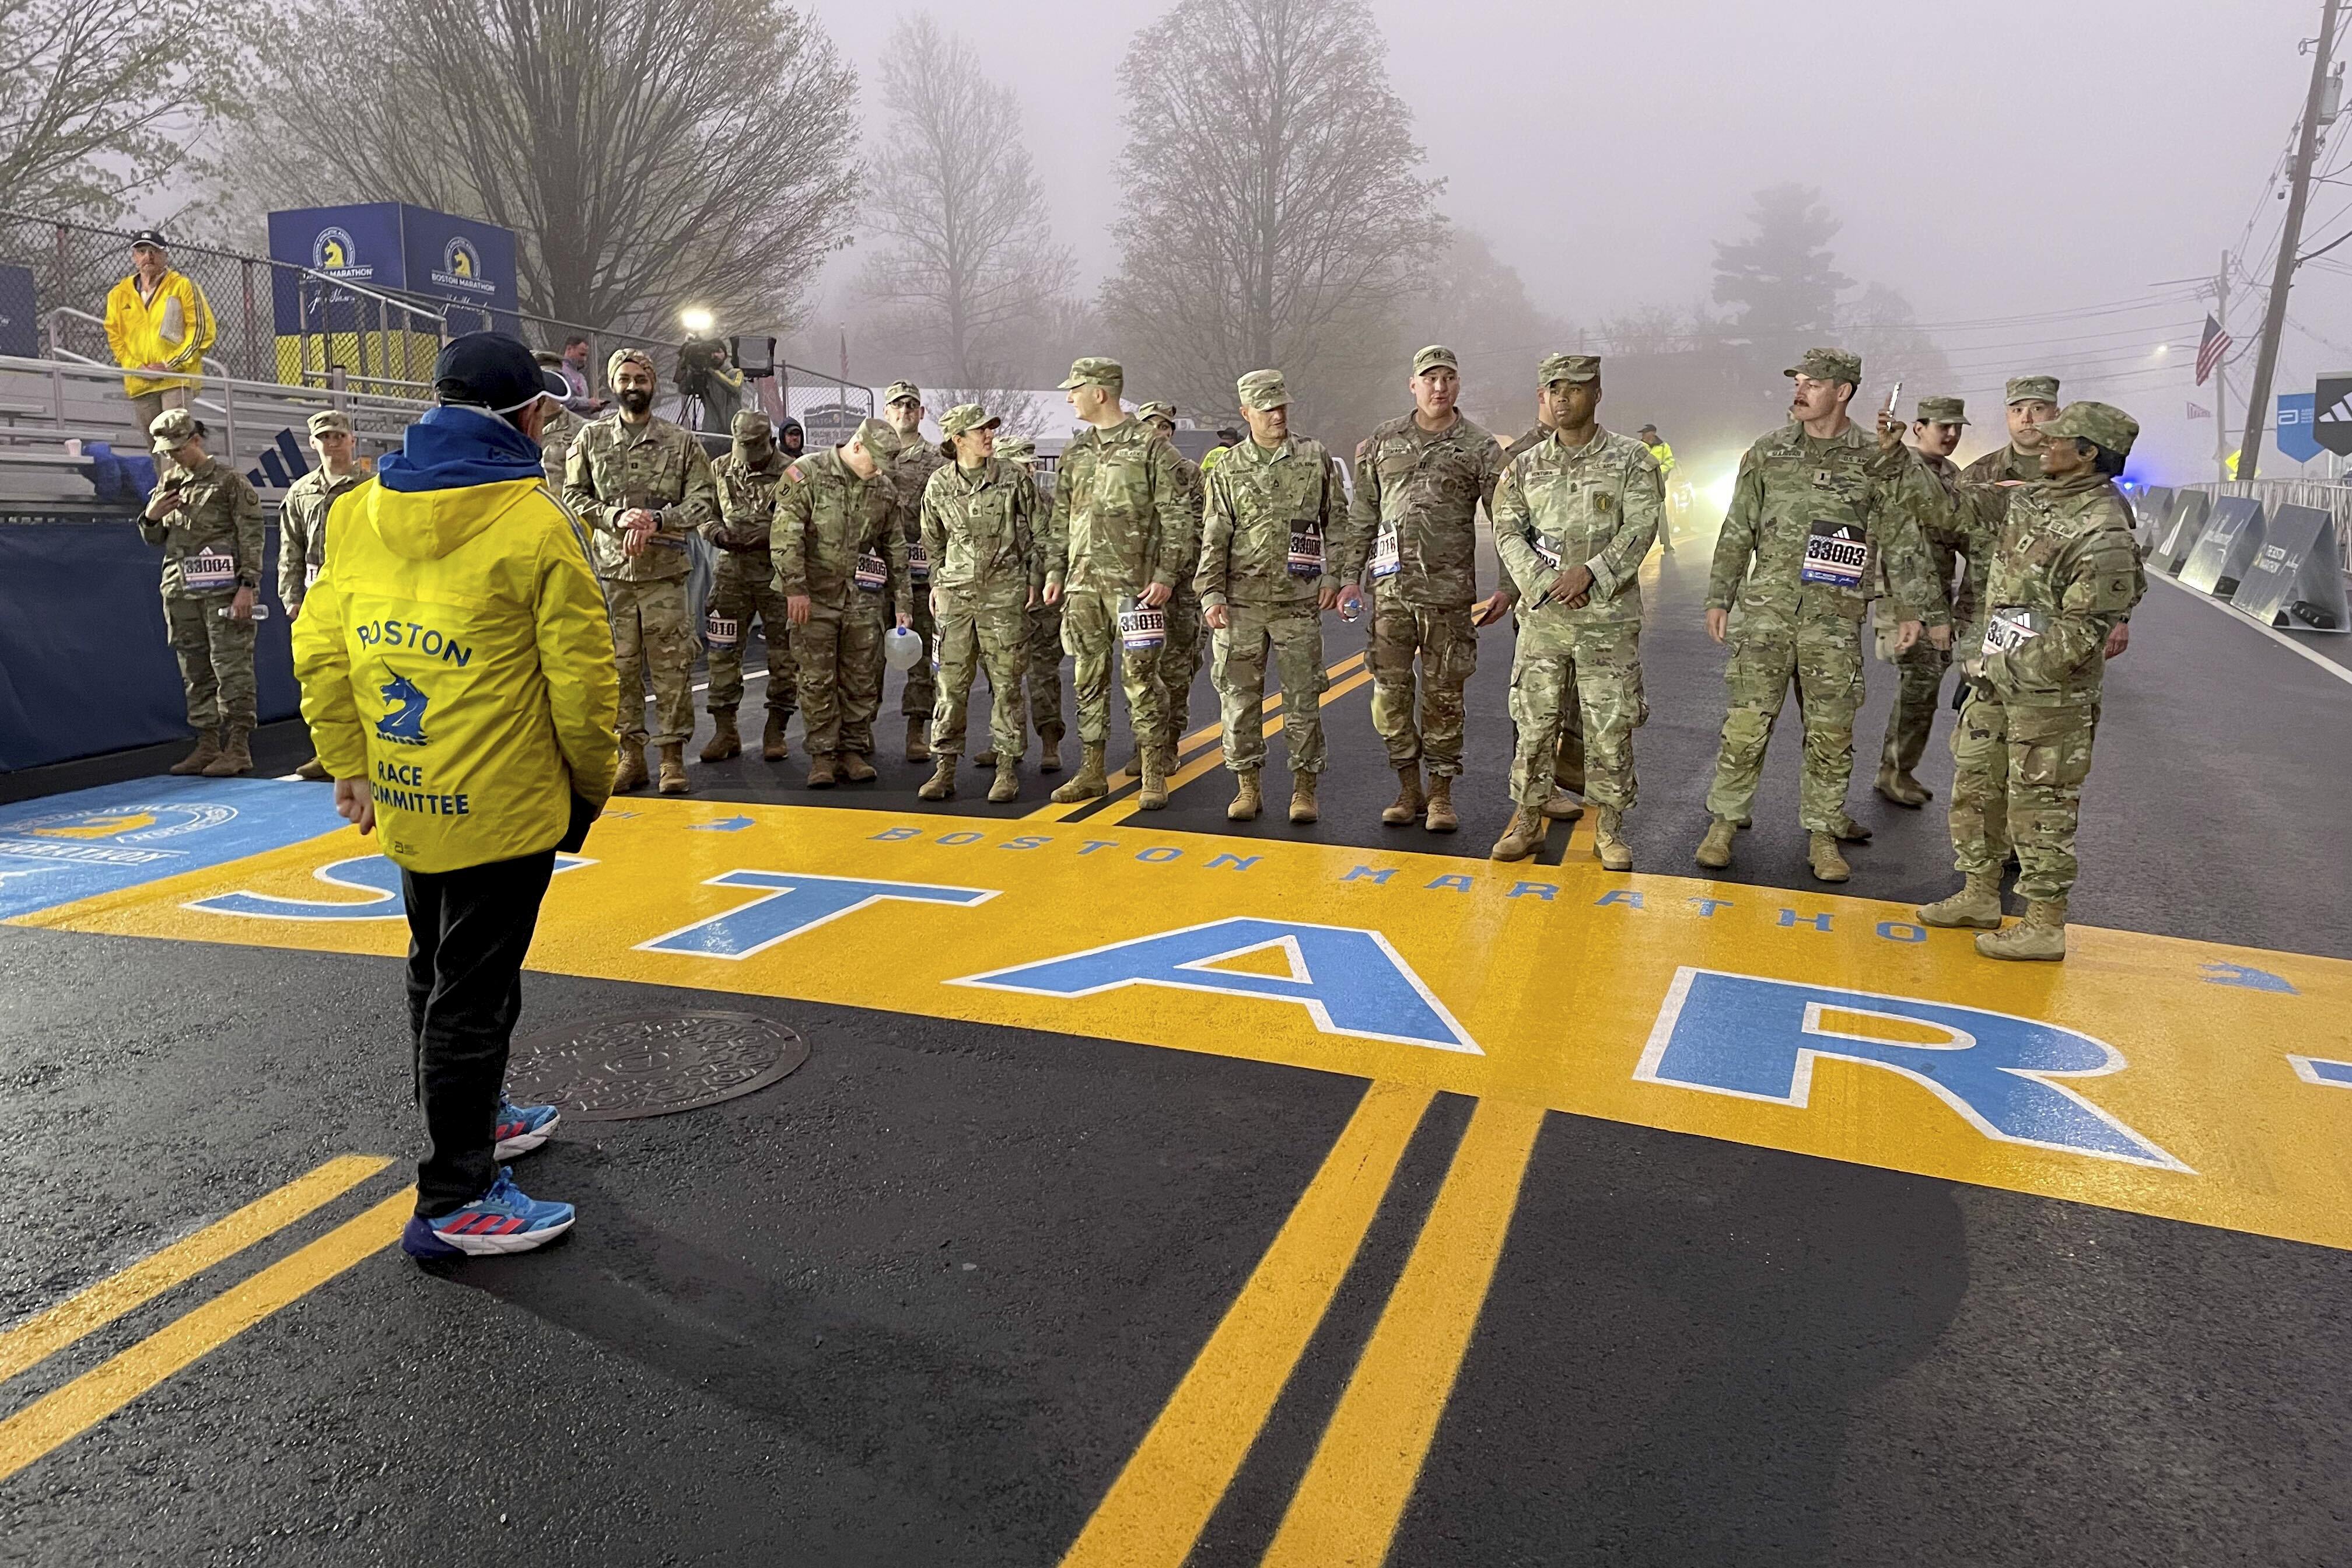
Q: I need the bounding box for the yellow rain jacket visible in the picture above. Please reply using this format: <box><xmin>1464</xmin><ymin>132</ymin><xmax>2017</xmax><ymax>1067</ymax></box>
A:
<box><xmin>292</xmin><ymin>407</ymin><xmax>618</xmax><ymax>873</ymax></box>
<box><xmin>103</xmin><ymin>271</ymin><xmax>216</xmax><ymax>397</ymax></box>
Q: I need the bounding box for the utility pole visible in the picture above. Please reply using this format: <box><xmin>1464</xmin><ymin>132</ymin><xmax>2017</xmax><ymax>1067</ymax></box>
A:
<box><xmin>2215</xmin><ymin>250</ymin><xmax>2232</xmax><ymax>484</ymax></box>
<box><xmin>2241</xmin><ymin>0</ymin><xmax>2341</xmax><ymax>483</ymax></box>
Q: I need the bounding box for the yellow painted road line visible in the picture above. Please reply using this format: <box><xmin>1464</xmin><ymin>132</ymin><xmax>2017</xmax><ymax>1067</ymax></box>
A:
<box><xmin>1260</xmin><ymin>1098</ymin><xmax>1547</xmax><ymax>1568</ymax></box>
<box><xmin>0</xmin><ymin>1189</ymin><xmax>412</xmax><ymax>1485</ymax></box>
<box><xmin>0</xmin><ymin>1154</ymin><xmax>391</xmax><ymax>1388</ymax></box>
<box><xmin>1058</xmin><ymin>1082</ymin><xmax>1433</xmax><ymax>1568</ymax></box>
<box><xmin>1099</xmin><ymin>668</ymin><xmax>1375</xmax><ymax>827</ymax></box>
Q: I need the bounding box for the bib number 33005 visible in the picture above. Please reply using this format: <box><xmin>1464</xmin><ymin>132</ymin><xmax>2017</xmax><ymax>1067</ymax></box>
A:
<box><xmin>1799</xmin><ymin>518</ymin><xmax>1868</xmax><ymax>589</ymax></box>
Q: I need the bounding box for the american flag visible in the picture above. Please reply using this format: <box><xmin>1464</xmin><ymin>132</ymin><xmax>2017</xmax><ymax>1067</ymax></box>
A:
<box><xmin>2195</xmin><ymin>315</ymin><xmax>2232</xmax><ymax>385</ymax></box>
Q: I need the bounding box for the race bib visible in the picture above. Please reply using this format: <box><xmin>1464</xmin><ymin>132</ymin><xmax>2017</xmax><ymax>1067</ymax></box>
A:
<box><xmin>1530</xmin><ymin>534</ymin><xmax>1563</xmax><ymax>573</ymax></box>
<box><xmin>181</xmin><ymin>550</ymin><xmax>236</xmax><ymax>591</ymax></box>
<box><xmin>705</xmin><ymin>612</ymin><xmax>740</xmax><ymax>649</ymax></box>
<box><xmin>304</xmin><ymin>562</ymin><xmax>321</xmax><ymax>589</ymax></box>
<box><xmin>907</xmin><ymin>538</ymin><xmax>930</xmax><ymax>584</ymax></box>
<box><xmin>1800</xmin><ymin>518</ymin><xmax>1868</xmax><ymax>589</ymax></box>
<box><xmin>1287</xmin><ymin>526</ymin><xmax>1324</xmax><ymax>578</ymax></box>
<box><xmin>854</xmin><ymin>551</ymin><xmax>887</xmax><ymax>592</ymax></box>
<box><xmin>1982</xmin><ymin>607</ymin><xmax>2041</xmax><ymax>656</ymax></box>
<box><xmin>1117</xmin><ymin>600</ymin><xmax>1167</xmax><ymax>651</ymax></box>
<box><xmin>1370</xmin><ymin>522</ymin><xmax>1401</xmax><ymax>579</ymax></box>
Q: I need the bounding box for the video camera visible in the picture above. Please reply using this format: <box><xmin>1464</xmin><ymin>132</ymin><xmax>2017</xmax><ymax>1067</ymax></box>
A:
<box><xmin>674</xmin><ymin>336</ymin><xmax>730</xmax><ymax>401</ymax></box>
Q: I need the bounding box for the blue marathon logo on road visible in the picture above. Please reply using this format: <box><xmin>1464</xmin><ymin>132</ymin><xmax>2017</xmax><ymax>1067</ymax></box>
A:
<box><xmin>187</xmin><ymin>854</ymin><xmax>589</xmax><ymax>921</ymax></box>
<box><xmin>0</xmin><ymin>779</ymin><xmax>349</xmax><ymax>921</ymax></box>
<box><xmin>375</xmin><ymin>674</ymin><xmax>429</xmax><ymax>747</ymax></box>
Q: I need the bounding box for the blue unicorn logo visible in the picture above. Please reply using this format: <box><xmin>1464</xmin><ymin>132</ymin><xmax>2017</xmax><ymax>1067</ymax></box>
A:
<box><xmin>376</xmin><ymin>674</ymin><xmax>429</xmax><ymax>746</ymax></box>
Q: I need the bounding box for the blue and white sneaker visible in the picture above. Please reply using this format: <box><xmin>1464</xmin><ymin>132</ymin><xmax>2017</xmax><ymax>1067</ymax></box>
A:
<box><xmin>494</xmin><ymin>1100</ymin><xmax>560</xmax><ymax>1159</ymax></box>
<box><xmin>400</xmin><ymin>1168</ymin><xmax>575</xmax><ymax>1259</ymax></box>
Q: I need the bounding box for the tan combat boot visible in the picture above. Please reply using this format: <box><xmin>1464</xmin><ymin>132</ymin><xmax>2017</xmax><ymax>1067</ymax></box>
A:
<box><xmin>806</xmin><ymin>753</ymin><xmax>838</xmax><ymax>788</ymax></box>
<box><xmin>1977</xmin><ymin>897</ymin><xmax>2067</xmax><ymax>961</ymax></box>
<box><xmin>1289</xmin><ymin>773</ymin><xmax>1318</xmax><ymax>825</ymax></box>
<box><xmin>762</xmin><ymin>712</ymin><xmax>788</xmax><ymax>761</ymax></box>
<box><xmin>1831</xmin><ymin>811</ymin><xmax>1873</xmax><ymax>842</ymax></box>
<box><xmin>1808</xmin><ymin>831</ymin><xmax>1850</xmax><ymax>883</ymax></box>
<box><xmin>839</xmin><ymin>752</ymin><xmax>878</xmax><ymax>783</ymax></box>
<box><xmin>905</xmin><ymin>716</ymin><xmax>931</xmax><ymax>764</ymax></box>
<box><xmin>974</xmin><ymin>747</ymin><xmax>998</xmax><ymax>767</ymax></box>
<box><xmin>202</xmin><ymin>726</ymin><xmax>254</xmax><ymax>777</ymax></box>
<box><xmin>1694</xmin><ymin>817</ymin><xmax>1736</xmax><ymax>869</ymax></box>
<box><xmin>1227</xmin><ymin>772</ymin><xmax>1262</xmax><ymax>821</ymax></box>
<box><xmin>1594</xmin><ymin>807</ymin><xmax>1633</xmax><ymax>872</ymax></box>
<box><xmin>657</xmin><ymin>744</ymin><xmax>690</xmax><ymax>794</ymax></box>
<box><xmin>1919</xmin><ymin>874</ymin><xmax>2003</xmax><ymax>929</ymax></box>
<box><xmin>1542</xmin><ymin>788</ymin><xmax>1584</xmax><ymax>822</ymax></box>
<box><xmin>170</xmin><ymin>729</ymin><xmax>222</xmax><ymax>776</ymax></box>
<box><xmin>1381</xmin><ymin>766</ymin><xmax>1424</xmax><ymax>826</ymax></box>
<box><xmin>1136</xmin><ymin>746</ymin><xmax>1171</xmax><ymax>811</ymax></box>
<box><xmin>1423</xmin><ymin>776</ymin><xmax>1458</xmax><ymax>834</ymax></box>
<box><xmin>1874</xmin><ymin>764</ymin><xmax>1929</xmax><ymax>808</ymax></box>
<box><xmin>1038</xmin><ymin>725</ymin><xmax>1065</xmax><ymax>774</ymax></box>
<box><xmin>1489</xmin><ymin>805</ymin><xmax>1545</xmax><ymax>862</ymax></box>
<box><xmin>1052</xmin><ymin>743</ymin><xmax>1108</xmax><ymax>803</ymax></box>
<box><xmin>614</xmin><ymin>746</ymin><xmax>650</xmax><ymax>793</ymax></box>
<box><xmin>988</xmin><ymin>758</ymin><xmax>1020</xmax><ymax>803</ymax></box>
<box><xmin>294</xmin><ymin>756</ymin><xmax>330</xmax><ymax>782</ymax></box>
<box><xmin>917</xmin><ymin>757</ymin><xmax>957</xmax><ymax>801</ymax></box>
<box><xmin>701</xmin><ymin>710</ymin><xmax>741</xmax><ymax>763</ymax></box>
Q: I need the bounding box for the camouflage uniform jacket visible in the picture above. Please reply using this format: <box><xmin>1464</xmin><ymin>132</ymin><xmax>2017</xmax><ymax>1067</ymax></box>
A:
<box><xmin>537</xmin><ymin>404</ymin><xmax>583</xmax><ymax>487</ymax></box>
<box><xmin>1704</xmin><ymin>420</ymin><xmax>1941</xmax><ymax>626</ymax></box>
<box><xmin>1874</xmin><ymin>447</ymin><xmax>1982</xmax><ymax>628</ymax></box>
<box><xmin>277</xmin><ymin>464</ymin><xmax>365</xmax><ymax>609</ymax></box>
<box><xmin>892</xmin><ymin>442</ymin><xmax>949</xmax><ymax>582</ymax></box>
<box><xmin>1046</xmin><ymin>417</ymin><xmax>1192</xmax><ymax>596</ymax></box>
<box><xmin>1960</xmin><ymin>442</ymin><xmax>2042</xmax><ymax>485</ymax></box>
<box><xmin>921</xmin><ymin>457</ymin><xmax>1041</xmax><ymax>611</ymax></box>
<box><xmin>771</xmin><ymin>446</ymin><xmax>912</xmax><ymax>615</ymax></box>
<box><xmin>1194</xmin><ymin>435</ymin><xmax>1345</xmax><ymax>611</ymax></box>
<box><xmin>708</xmin><ymin>449</ymin><xmax>790</xmax><ymax>554</ymax></box>
<box><xmin>1339</xmin><ymin>413</ymin><xmax>1504</xmax><ymax>610</ymax></box>
<box><xmin>1492</xmin><ymin>427</ymin><xmax>1662</xmax><ymax>627</ymax></box>
<box><xmin>141</xmin><ymin>454</ymin><xmax>263</xmax><ymax>596</ymax></box>
<box><xmin>1964</xmin><ymin>471</ymin><xmax>2143</xmax><ymax>709</ymax></box>
<box><xmin>1159</xmin><ymin>438</ymin><xmax>1206</xmax><ymax>589</ymax></box>
<box><xmin>1502</xmin><ymin>424</ymin><xmax>1549</xmax><ymax>464</ymax></box>
<box><xmin>562</xmin><ymin>412</ymin><xmax>718</xmax><ymax>582</ymax></box>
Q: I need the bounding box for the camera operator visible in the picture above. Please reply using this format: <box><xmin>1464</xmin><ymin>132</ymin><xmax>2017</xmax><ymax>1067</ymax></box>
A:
<box><xmin>674</xmin><ymin>337</ymin><xmax>744</xmax><ymax>431</ymax></box>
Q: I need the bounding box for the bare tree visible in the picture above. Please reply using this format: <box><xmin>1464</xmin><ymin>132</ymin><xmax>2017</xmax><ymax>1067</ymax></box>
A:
<box><xmin>240</xmin><ymin>0</ymin><xmax>859</xmax><ymax>336</ymax></box>
<box><xmin>1101</xmin><ymin>0</ymin><xmax>1444</xmax><ymax>439</ymax></box>
<box><xmin>1394</xmin><ymin>231</ymin><xmax>1572</xmax><ymax>429</ymax></box>
<box><xmin>860</xmin><ymin>14</ymin><xmax>1069</xmax><ymax>391</ymax></box>
<box><xmin>0</xmin><ymin>0</ymin><xmax>237</xmax><ymax>220</ymax></box>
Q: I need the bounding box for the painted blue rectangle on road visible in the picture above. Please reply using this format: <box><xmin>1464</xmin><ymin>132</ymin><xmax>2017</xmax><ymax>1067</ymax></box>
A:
<box><xmin>0</xmin><ymin>778</ymin><xmax>348</xmax><ymax>920</ymax></box>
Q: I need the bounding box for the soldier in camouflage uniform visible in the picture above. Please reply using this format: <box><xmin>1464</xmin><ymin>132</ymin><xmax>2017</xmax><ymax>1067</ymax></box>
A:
<box><xmin>1871</xmin><ymin>396</ymin><xmax>1976</xmax><ymax>807</ymax></box>
<box><xmin>1488</xmin><ymin>354</ymin><xmax>1661</xmax><ymax>869</ymax></box>
<box><xmin>1041</xmin><ymin>357</ymin><xmax>1192</xmax><ymax>807</ymax></box>
<box><xmin>564</xmin><ymin>348</ymin><xmax>719</xmax><ymax>795</ymax></box>
<box><xmin>1500</xmin><ymin>401</ymin><xmax>1584</xmax><ymax>823</ymax></box>
<box><xmin>1335</xmin><ymin>345</ymin><xmax>1504</xmax><ymax>834</ymax></box>
<box><xmin>142</xmin><ymin>409</ymin><xmax>265</xmax><ymax>776</ymax></box>
<box><xmin>702</xmin><ymin>410</ymin><xmax>797</xmax><ymax>765</ymax></box>
<box><xmin>1138</xmin><ymin>400</ymin><xmax>1207</xmax><ymax>764</ymax></box>
<box><xmin>772</xmin><ymin>418</ymin><xmax>914</xmax><ymax>786</ymax></box>
<box><xmin>1910</xmin><ymin>402</ymin><xmax>2146</xmax><ymax>961</ymax></box>
<box><xmin>883</xmin><ymin>382</ymin><xmax>947</xmax><ymax>763</ymax></box>
<box><xmin>1698</xmin><ymin>346</ymin><xmax>1942</xmax><ymax>883</ymax></box>
<box><xmin>1196</xmin><ymin>370</ymin><xmax>1345</xmax><ymax>825</ymax></box>
<box><xmin>279</xmin><ymin>408</ymin><xmax>370</xmax><ymax>781</ymax></box>
<box><xmin>999</xmin><ymin>436</ymin><xmax>1066</xmax><ymax>773</ymax></box>
<box><xmin>917</xmin><ymin>406</ymin><xmax>1041</xmax><ymax>803</ymax></box>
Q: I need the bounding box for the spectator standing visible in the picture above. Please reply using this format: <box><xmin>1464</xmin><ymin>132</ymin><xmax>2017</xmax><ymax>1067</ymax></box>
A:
<box><xmin>104</xmin><ymin>231</ymin><xmax>216</xmax><ymax>432</ymax></box>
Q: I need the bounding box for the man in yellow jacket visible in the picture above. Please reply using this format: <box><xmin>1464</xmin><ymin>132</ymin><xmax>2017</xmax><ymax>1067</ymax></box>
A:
<box><xmin>293</xmin><ymin>332</ymin><xmax>618</xmax><ymax>1261</ymax></box>
<box><xmin>103</xmin><ymin>231</ymin><xmax>216</xmax><ymax>432</ymax></box>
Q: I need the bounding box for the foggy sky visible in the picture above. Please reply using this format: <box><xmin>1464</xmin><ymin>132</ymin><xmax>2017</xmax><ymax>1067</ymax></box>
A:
<box><xmin>821</xmin><ymin>0</ymin><xmax>2345</xmax><ymax>481</ymax></box>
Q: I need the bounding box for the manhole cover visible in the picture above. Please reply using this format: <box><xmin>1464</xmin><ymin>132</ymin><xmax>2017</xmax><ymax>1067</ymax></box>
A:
<box><xmin>505</xmin><ymin>1012</ymin><xmax>807</xmax><ymax>1121</ymax></box>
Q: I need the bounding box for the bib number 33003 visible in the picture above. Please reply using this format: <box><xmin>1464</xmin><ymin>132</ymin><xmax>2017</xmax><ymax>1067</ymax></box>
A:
<box><xmin>1799</xmin><ymin>519</ymin><xmax>1868</xmax><ymax>589</ymax></box>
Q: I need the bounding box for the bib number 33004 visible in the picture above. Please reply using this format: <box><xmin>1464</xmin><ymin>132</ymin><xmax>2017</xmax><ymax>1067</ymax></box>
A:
<box><xmin>1799</xmin><ymin>519</ymin><xmax>1868</xmax><ymax>589</ymax></box>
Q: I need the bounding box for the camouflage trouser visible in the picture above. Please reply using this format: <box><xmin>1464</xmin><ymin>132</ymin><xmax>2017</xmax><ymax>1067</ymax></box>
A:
<box><xmin>932</xmin><ymin>595</ymin><xmax>1027</xmax><ymax>760</ymax></box>
<box><xmin>1367</xmin><ymin>594</ymin><xmax>1477</xmax><ymax>778</ymax></box>
<box><xmin>603</xmin><ymin>577</ymin><xmax>696</xmax><ymax>747</ymax></box>
<box><xmin>1950</xmin><ymin>690</ymin><xmax>2045</xmax><ymax>887</ymax></box>
<box><xmin>1060</xmin><ymin>587</ymin><xmax>1165</xmax><ymax>751</ymax></box>
<box><xmin>901</xmin><ymin>574</ymin><xmax>937</xmax><ymax>719</ymax></box>
<box><xmin>163</xmin><ymin>589</ymin><xmax>256</xmax><ymax>730</ymax></box>
<box><xmin>702</xmin><ymin>554</ymin><xmax>794</xmax><ymax>717</ymax></box>
<box><xmin>1880</xmin><ymin>639</ymin><xmax>1952</xmax><ymax>775</ymax></box>
<box><xmin>1704</xmin><ymin>611</ymin><xmax>1862</xmax><ymax>832</ymax></box>
<box><xmin>1213</xmin><ymin>601</ymin><xmax>1327</xmax><ymax>774</ymax></box>
<box><xmin>794</xmin><ymin>595</ymin><xmax>886</xmax><ymax>758</ymax></box>
<box><xmin>1157</xmin><ymin>581</ymin><xmax>1206</xmax><ymax>754</ymax></box>
<box><xmin>1024</xmin><ymin>600</ymin><xmax>1066</xmax><ymax>738</ymax></box>
<box><xmin>1508</xmin><ymin>621</ymin><xmax>1643</xmax><ymax>810</ymax></box>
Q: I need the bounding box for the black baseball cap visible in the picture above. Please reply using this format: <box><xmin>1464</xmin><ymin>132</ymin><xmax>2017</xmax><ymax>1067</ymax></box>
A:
<box><xmin>130</xmin><ymin>230</ymin><xmax>167</xmax><ymax>250</ymax></box>
<box><xmin>433</xmin><ymin>331</ymin><xmax>568</xmax><ymax>414</ymax></box>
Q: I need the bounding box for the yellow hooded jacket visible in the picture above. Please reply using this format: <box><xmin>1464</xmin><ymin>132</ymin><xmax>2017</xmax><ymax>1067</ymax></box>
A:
<box><xmin>293</xmin><ymin>415</ymin><xmax>618</xmax><ymax>874</ymax></box>
<box><xmin>104</xmin><ymin>271</ymin><xmax>216</xmax><ymax>397</ymax></box>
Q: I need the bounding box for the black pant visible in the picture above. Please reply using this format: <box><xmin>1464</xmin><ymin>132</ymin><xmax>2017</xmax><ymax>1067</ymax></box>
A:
<box><xmin>401</xmin><ymin>849</ymin><xmax>556</xmax><ymax>1216</ymax></box>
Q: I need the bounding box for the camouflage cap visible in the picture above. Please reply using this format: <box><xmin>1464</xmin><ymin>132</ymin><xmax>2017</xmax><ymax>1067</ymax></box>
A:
<box><xmin>998</xmin><ymin>436</ymin><xmax>1037</xmax><ymax>464</ymax></box>
<box><xmin>1135</xmin><ymin>400</ymin><xmax>1177</xmax><ymax>425</ymax></box>
<box><xmin>1538</xmin><ymin>352</ymin><xmax>1601</xmax><ymax>386</ymax></box>
<box><xmin>607</xmin><ymin>347</ymin><xmax>656</xmax><ymax>383</ymax></box>
<box><xmin>850</xmin><ymin>416</ymin><xmax>902</xmax><ymax>458</ymax></box>
<box><xmin>730</xmin><ymin>409</ymin><xmax>771</xmax><ymax>442</ymax></box>
<box><xmin>1915</xmin><ymin>396</ymin><xmax>1969</xmax><ymax>425</ymax></box>
<box><xmin>306</xmin><ymin>408</ymin><xmax>352</xmax><ymax>438</ymax></box>
<box><xmin>884</xmin><ymin>380</ymin><xmax>922</xmax><ymax>407</ymax></box>
<box><xmin>2036</xmin><ymin>400</ymin><xmax>2138</xmax><ymax>456</ymax></box>
<box><xmin>2004</xmin><ymin>374</ymin><xmax>2060</xmax><ymax>406</ymax></box>
<box><xmin>1058</xmin><ymin>356</ymin><xmax>1123</xmax><ymax>391</ymax></box>
<box><xmin>1784</xmin><ymin>346</ymin><xmax>1861</xmax><ymax>385</ymax></box>
<box><xmin>939</xmin><ymin>403</ymin><xmax>1000</xmax><ymax>440</ymax></box>
<box><xmin>149</xmin><ymin>407</ymin><xmax>202</xmax><ymax>454</ymax></box>
<box><xmin>1236</xmin><ymin>369</ymin><xmax>1290</xmax><ymax>410</ymax></box>
<box><xmin>1412</xmin><ymin>345</ymin><xmax>1460</xmax><ymax>376</ymax></box>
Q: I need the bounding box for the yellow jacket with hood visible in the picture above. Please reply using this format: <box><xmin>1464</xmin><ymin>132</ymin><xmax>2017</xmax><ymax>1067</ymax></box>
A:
<box><xmin>292</xmin><ymin>404</ymin><xmax>618</xmax><ymax>873</ymax></box>
<box><xmin>104</xmin><ymin>270</ymin><xmax>216</xmax><ymax>397</ymax></box>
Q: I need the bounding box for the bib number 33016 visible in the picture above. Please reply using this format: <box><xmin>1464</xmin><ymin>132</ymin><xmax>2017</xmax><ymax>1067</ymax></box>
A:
<box><xmin>1800</xmin><ymin>519</ymin><xmax>1867</xmax><ymax>589</ymax></box>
